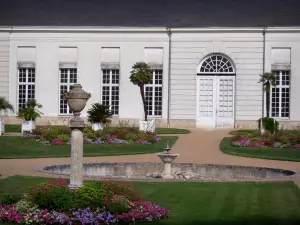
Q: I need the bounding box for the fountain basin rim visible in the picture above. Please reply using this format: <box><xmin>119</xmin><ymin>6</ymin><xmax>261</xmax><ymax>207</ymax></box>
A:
<box><xmin>34</xmin><ymin>162</ymin><xmax>298</xmax><ymax>182</ymax></box>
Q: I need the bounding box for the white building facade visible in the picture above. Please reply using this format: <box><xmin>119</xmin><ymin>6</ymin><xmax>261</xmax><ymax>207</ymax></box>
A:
<box><xmin>1</xmin><ymin>0</ymin><xmax>300</xmax><ymax>129</ymax></box>
<box><xmin>0</xmin><ymin>27</ymin><xmax>299</xmax><ymax>129</ymax></box>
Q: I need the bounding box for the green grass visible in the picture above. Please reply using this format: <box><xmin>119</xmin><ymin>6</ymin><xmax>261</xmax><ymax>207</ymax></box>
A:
<box><xmin>155</xmin><ymin>128</ymin><xmax>190</xmax><ymax>134</ymax></box>
<box><xmin>0</xmin><ymin>136</ymin><xmax>178</xmax><ymax>159</ymax></box>
<box><xmin>1</xmin><ymin>176</ymin><xmax>300</xmax><ymax>225</ymax></box>
<box><xmin>5</xmin><ymin>124</ymin><xmax>21</xmax><ymax>133</ymax></box>
<box><xmin>5</xmin><ymin>124</ymin><xmax>190</xmax><ymax>134</ymax></box>
<box><xmin>228</xmin><ymin>129</ymin><xmax>258</xmax><ymax>135</ymax></box>
<box><xmin>220</xmin><ymin>137</ymin><xmax>300</xmax><ymax>162</ymax></box>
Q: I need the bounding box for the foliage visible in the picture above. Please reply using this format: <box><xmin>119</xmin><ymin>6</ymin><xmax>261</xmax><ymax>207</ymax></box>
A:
<box><xmin>83</xmin><ymin>126</ymin><xmax>99</xmax><ymax>139</ymax></box>
<box><xmin>29</xmin><ymin>180</ymin><xmax>75</xmax><ymax>211</ymax></box>
<box><xmin>258</xmin><ymin>72</ymin><xmax>276</xmax><ymax>93</ymax></box>
<box><xmin>0</xmin><ymin>195</ymin><xmax>19</xmax><ymax>205</ymax></box>
<box><xmin>116</xmin><ymin>200</ymin><xmax>170</xmax><ymax>224</ymax></box>
<box><xmin>258</xmin><ymin>117</ymin><xmax>279</xmax><ymax>134</ymax></box>
<box><xmin>102</xmin><ymin>180</ymin><xmax>141</xmax><ymax>202</ymax></box>
<box><xmin>222</xmin><ymin>136</ymin><xmax>300</xmax><ymax>161</ymax></box>
<box><xmin>0</xmin><ymin>178</ymin><xmax>169</xmax><ymax>224</ymax></box>
<box><xmin>15</xmin><ymin>194</ymin><xmax>38</xmax><ymax>214</ymax></box>
<box><xmin>87</xmin><ymin>103</ymin><xmax>112</xmax><ymax>125</ymax></box>
<box><xmin>258</xmin><ymin>72</ymin><xmax>276</xmax><ymax>118</ymax></box>
<box><xmin>17</xmin><ymin>99</ymin><xmax>43</xmax><ymax>121</ymax></box>
<box><xmin>74</xmin><ymin>183</ymin><xmax>104</xmax><ymax>208</ymax></box>
<box><xmin>105</xmin><ymin>195</ymin><xmax>134</xmax><ymax>213</ymax></box>
<box><xmin>57</xmin><ymin>134</ymin><xmax>70</xmax><ymax>142</ymax></box>
<box><xmin>130</xmin><ymin>62</ymin><xmax>152</xmax><ymax>121</ymax></box>
<box><xmin>0</xmin><ymin>97</ymin><xmax>14</xmax><ymax>114</ymax></box>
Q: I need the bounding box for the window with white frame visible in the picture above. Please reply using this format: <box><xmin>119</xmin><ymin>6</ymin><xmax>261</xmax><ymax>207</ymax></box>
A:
<box><xmin>271</xmin><ymin>70</ymin><xmax>290</xmax><ymax>118</ymax></box>
<box><xmin>102</xmin><ymin>69</ymin><xmax>119</xmax><ymax>115</ymax></box>
<box><xmin>145</xmin><ymin>69</ymin><xmax>163</xmax><ymax>116</ymax></box>
<box><xmin>59</xmin><ymin>68</ymin><xmax>77</xmax><ymax>114</ymax></box>
<box><xmin>18</xmin><ymin>68</ymin><xmax>35</xmax><ymax>109</ymax></box>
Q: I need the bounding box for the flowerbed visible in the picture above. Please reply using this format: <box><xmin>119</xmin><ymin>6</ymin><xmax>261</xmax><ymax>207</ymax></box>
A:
<box><xmin>23</xmin><ymin>126</ymin><xmax>161</xmax><ymax>145</ymax></box>
<box><xmin>0</xmin><ymin>179</ymin><xmax>169</xmax><ymax>224</ymax></box>
<box><xmin>231</xmin><ymin>130</ymin><xmax>300</xmax><ymax>148</ymax></box>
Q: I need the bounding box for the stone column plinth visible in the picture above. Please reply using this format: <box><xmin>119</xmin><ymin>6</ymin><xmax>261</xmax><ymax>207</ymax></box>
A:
<box><xmin>68</xmin><ymin>118</ymin><xmax>85</xmax><ymax>189</ymax></box>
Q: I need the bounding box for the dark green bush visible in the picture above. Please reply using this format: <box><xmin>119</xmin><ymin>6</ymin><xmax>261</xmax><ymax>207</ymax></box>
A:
<box><xmin>0</xmin><ymin>195</ymin><xmax>20</xmax><ymax>204</ymax></box>
<box><xmin>74</xmin><ymin>183</ymin><xmax>104</xmax><ymax>208</ymax></box>
<box><xmin>258</xmin><ymin>117</ymin><xmax>279</xmax><ymax>134</ymax></box>
<box><xmin>29</xmin><ymin>183</ymin><xmax>75</xmax><ymax>211</ymax></box>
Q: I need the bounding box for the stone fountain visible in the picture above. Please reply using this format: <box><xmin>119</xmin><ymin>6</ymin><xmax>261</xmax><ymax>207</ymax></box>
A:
<box><xmin>64</xmin><ymin>84</ymin><xmax>91</xmax><ymax>189</ymax></box>
<box><xmin>157</xmin><ymin>141</ymin><xmax>179</xmax><ymax>179</ymax></box>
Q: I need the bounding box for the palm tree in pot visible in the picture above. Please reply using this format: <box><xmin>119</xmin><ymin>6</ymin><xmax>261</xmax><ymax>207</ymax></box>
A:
<box><xmin>258</xmin><ymin>72</ymin><xmax>277</xmax><ymax>133</ymax></box>
<box><xmin>130</xmin><ymin>62</ymin><xmax>155</xmax><ymax>132</ymax></box>
<box><xmin>17</xmin><ymin>99</ymin><xmax>43</xmax><ymax>133</ymax></box>
<box><xmin>87</xmin><ymin>103</ymin><xmax>112</xmax><ymax>131</ymax></box>
<box><xmin>0</xmin><ymin>97</ymin><xmax>14</xmax><ymax>135</ymax></box>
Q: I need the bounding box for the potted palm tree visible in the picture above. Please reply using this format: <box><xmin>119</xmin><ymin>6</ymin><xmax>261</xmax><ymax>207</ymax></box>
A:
<box><xmin>258</xmin><ymin>72</ymin><xmax>277</xmax><ymax>133</ymax></box>
<box><xmin>17</xmin><ymin>99</ymin><xmax>43</xmax><ymax>133</ymax></box>
<box><xmin>0</xmin><ymin>97</ymin><xmax>14</xmax><ymax>135</ymax></box>
<box><xmin>130</xmin><ymin>62</ymin><xmax>155</xmax><ymax>132</ymax></box>
<box><xmin>87</xmin><ymin>103</ymin><xmax>112</xmax><ymax>131</ymax></box>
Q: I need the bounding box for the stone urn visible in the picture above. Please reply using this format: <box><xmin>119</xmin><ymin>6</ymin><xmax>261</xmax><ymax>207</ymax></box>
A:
<box><xmin>64</xmin><ymin>84</ymin><xmax>91</xmax><ymax>119</ymax></box>
<box><xmin>64</xmin><ymin>84</ymin><xmax>91</xmax><ymax>189</ymax></box>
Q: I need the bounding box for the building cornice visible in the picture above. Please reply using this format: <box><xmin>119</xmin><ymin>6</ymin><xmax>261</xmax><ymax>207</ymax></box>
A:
<box><xmin>1</xmin><ymin>26</ymin><xmax>300</xmax><ymax>33</ymax></box>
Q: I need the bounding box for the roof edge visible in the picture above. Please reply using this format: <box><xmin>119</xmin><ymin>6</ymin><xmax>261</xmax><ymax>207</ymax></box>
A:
<box><xmin>1</xmin><ymin>26</ymin><xmax>300</xmax><ymax>32</ymax></box>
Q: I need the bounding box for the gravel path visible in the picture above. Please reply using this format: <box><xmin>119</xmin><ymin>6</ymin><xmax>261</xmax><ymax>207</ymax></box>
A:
<box><xmin>1</xmin><ymin>129</ymin><xmax>300</xmax><ymax>186</ymax></box>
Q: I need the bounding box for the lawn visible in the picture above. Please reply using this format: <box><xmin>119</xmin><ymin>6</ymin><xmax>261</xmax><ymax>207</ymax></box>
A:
<box><xmin>220</xmin><ymin>137</ymin><xmax>300</xmax><ymax>162</ymax></box>
<box><xmin>0</xmin><ymin>136</ymin><xmax>178</xmax><ymax>159</ymax></box>
<box><xmin>1</xmin><ymin>176</ymin><xmax>300</xmax><ymax>225</ymax></box>
<box><xmin>5</xmin><ymin>124</ymin><xmax>190</xmax><ymax>134</ymax></box>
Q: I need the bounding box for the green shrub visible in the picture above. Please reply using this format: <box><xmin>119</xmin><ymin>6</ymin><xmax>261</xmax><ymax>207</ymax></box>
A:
<box><xmin>250</xmin><ymin>137</ymin><xmax>261</xmax><ymax>142</ymax></box>
<box><xmin>258</xmin><ymin>117</ymin><xmax>279</xmax><ymax>134</ymax></box>
<box><xmin>102</xmin><ymin>181</ymin><xmax>141</xmax><ymax>202</ymax></box>
<box><xmin>105</xmin><ymin>195</ymin><xmax>133</xmax><ymax>213</ymax></box>
<box><xmin>74</xmin><ymin>183</ymin><xmax>105</xmax><ymax>208</ymax></box>
<box><xmin>0</xmin><ymin>195</ymin><xmax>20</xmax><ymax>204</ymax></box>
<box><xmin>40</xmin><ymin>128</ymin><xmax>60</xmax><ymax>140</ymax></box>
<box><xmin>231</xmin><ymin>134</ymin><xmax>241</xmax><ymax>142</ymax></box>
<box><xmin>125</xmin><ymin>133</ymin><xmax>137</xmax><ymax>141</ymax></box>
<box><xmin>29</xmin><ymin>181</ymin><xmax>75</xmax><ymax>211</ymax></box>
<box><xmin>57</xmin><ymin>134</ymin><xmax>70</xmax><ymax>142</ymax></box>
<box><xmin>16</xmin><ymin>194</ymin><xmax>38</xmax><ymax>214</ymax></box>
<box><xmin>83</xmin><ymin>127</ymin><xmax>98</xmax><ymax>139</ymax></box>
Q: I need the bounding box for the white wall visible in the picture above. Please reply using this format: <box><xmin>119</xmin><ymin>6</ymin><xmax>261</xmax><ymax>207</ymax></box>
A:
<box><xmin>170</xmin><ymin>32</ymin><xmax>264</xmax><ymax>122</ymax></box>
<box><xmin>9</xmin><ymin>32</ymin><xmax>169</xmax><ymax>120</ymax></box>
<box><xmin>265</xmin><ymin>32</ymin><xmax>300</xmax><ymax>121</ymax></box>
<box><xmin>0</xmin><ymin>32</ymin><xmax>9</xmax><ymax>99</ymax></box>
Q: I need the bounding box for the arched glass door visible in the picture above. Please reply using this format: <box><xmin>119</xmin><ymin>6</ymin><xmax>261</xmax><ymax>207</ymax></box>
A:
<box><xmin>196</xmin><ymin>54</ymin><xmax>236</xmax><ymax>128</ymax></box>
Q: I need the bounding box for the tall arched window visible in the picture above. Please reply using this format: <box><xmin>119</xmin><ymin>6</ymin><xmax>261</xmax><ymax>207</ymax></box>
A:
<box><xmin>198</xmin><ymin>54</ymin><xmax>235</xmax><ymax>75</ymax></box>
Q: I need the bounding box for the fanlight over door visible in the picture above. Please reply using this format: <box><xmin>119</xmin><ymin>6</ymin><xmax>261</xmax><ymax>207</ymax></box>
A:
<box><xmin>196</xmin><ymin>54</ymin><xmax>236</xmax><ymax>128</ymax></box>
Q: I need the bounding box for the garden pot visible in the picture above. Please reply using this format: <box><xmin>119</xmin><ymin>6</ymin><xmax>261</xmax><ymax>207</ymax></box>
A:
<box><xmin>0</xmin><ymin>118</ymin><xmax>4</xmax><ymax>136</ymax></box>
<box><xmin>21</xmin><ymin>120</ymin><xmax>36</xmax><ymax>133</ymax></box>
<box><xmin>139</xmin><ymin>119</ymin><xmax>155</xmax><ymax>132</ymax></box>
<box><xmin>91</xmin><ymin>123</ymin><xmax>103</xmax><ymax>131</ymax></box>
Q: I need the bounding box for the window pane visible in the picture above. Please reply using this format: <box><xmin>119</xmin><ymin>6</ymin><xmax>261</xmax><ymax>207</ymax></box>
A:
<box><xmin>60</xmin><ymin>85</ymin><xmax>68</xmax><ymax>114</ymax></box>
<box><xmin>145</xmin><ymin>86</ymin><xmax>153</xmax><ymax>116</ymax></box>
<box><xmin>271</xmin><ymin>70</ymin><xmax>290</xmax><ymax>118</ymax></box>
<box><xmin>69</xmin><ymin>69</ymin><xmax>77</xmax><ymax>83</ymax></box>
<box><xmin>60</xmin><ymin>69</ymin><xmax>68</xmax><ymax>83</ymax></box>
<box><xmin>112</xmin><ymin>70</ymin><xmax>119</xmax><ymax>84</ymax></box>
<box><xmin>102</xmin><ymin>70</ymin><xmax>110</xmax><ymax>84</ymax></box>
